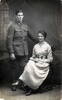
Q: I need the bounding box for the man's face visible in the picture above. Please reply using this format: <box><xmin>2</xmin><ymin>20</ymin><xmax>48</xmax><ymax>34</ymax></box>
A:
<box><xmin>16</xmin><ymin>12</ymin><xmax>24</xmax><ymax>23</ymax></box>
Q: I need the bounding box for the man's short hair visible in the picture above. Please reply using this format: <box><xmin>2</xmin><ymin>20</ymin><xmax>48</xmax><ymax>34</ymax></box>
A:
<box><xmin>15</xmin><ymin>9</ymin><xmax>23</xmax><ymax>15</ymax></box>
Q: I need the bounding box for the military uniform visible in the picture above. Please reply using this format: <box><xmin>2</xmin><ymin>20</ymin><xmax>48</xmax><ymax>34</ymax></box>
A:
<box><xmin>7</xmin><ymin>22</ymin><xmax>37</xmax><ymax>80</ymax></box>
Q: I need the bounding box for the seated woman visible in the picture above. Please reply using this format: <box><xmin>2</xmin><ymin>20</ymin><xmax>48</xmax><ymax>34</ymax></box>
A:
<box><xmin>11</xmin><ymin>30</ymin><xmax>53</xmax><ymax>95</ymax></box>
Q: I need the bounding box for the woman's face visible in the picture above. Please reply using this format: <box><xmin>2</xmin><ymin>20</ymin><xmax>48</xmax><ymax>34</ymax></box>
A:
<box><xmin>38</xmin><ymin>33</ymin><xmax>44</xmax><ymax>43</ymax></box>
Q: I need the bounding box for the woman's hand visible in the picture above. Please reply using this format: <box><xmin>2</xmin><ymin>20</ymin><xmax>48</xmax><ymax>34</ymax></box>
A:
<box><xmin>30</xmin><ymin>57</ymin><xmax>38</xmax><ymax>62</ymax></box>
<box><xmin>30</xmin><ymin>57</ymin><xmax>50</xmax><ymax>63</ymax></box>
<box><xmin>34</xmin><ymin>58</ymin><xmax>39</xmax><ymax>62</ymax></box>
<box><xmin>30</xmin><ymin>57</ymin><xmax>34</xmax><ymax>60</ymax></box>
<box><xmin>38</xmin><ymin>59</ymin><xmax>45</xmax><ymax>63</ymax></box>
<box><xmin>41</xmin><ymin>59</ymin><xmax>50</xmax><ymax>63</ymax></box>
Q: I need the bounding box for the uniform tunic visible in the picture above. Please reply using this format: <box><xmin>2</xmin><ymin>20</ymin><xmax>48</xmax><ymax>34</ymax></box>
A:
<box><xmin>7</xmin><ymin>22</ymin><xmax>37</xmax><ymax>56</ymax></box>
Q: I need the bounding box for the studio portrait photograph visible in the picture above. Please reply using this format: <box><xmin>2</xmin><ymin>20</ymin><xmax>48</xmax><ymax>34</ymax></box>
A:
<box><xmin>0</xmin><ymin>0</ymin><xmax>62</xmax><ymax>100</ymax></box>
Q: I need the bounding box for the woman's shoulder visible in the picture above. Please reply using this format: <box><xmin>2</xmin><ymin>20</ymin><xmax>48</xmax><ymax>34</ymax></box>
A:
<box><xmin>44</xmin><ymin>41</ymin><xmax>51</xmax><ymax>49</ymax></box>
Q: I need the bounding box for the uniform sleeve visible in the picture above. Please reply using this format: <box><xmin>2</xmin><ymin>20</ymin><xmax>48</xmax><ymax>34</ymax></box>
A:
<box><xmin>47</xmin><ymin>46</ymin><xmax>53</xmax><ymax>62</ymax></box>
<box><xmin>27</xmin><ymin>26</ymin><xmax>38</xmax><ymax>43</ymax></box>
<box><xmin>6</xmin><ymin>25</ymin><xmax>14</xmax><ymax>54</ymax></box>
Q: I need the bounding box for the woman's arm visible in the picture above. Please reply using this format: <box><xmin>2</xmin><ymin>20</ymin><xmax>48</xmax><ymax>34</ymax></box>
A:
<box><xmin>30</xmin><ymin>46</ymin><xmax>39</xmax><ymax>62</ymax></box>
<box><xmin>38</xmin><ymin>46</ymin><xmax>53</xmax><ymax>63</ymax></box>
<box><xmin>44</xmin><ymin>46</ymin><xmax>53</xmax><ymax>63</ymax></box>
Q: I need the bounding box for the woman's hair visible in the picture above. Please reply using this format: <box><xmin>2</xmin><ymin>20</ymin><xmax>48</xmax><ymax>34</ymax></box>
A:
<box><xmin>38</xmin><ymin>30</ymin><xmax>47</xmax><ymax>39</ymax></box>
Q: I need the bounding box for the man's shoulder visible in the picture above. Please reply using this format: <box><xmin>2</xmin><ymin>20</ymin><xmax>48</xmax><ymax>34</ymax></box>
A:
<box><xmin>8</xmin><ymin>21</ymin><xmax>15</xmax><ymax>29</ymax></box>
<box><xmin>23</xmin><ymin>23</ymin><xmax>28</xmax><ymax>27</ymax></box>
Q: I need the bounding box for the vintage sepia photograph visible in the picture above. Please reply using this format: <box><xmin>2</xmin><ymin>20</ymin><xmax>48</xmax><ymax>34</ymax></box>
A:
<box><xmin>0</xmin><ymin>0</ymin><xmax>62</xmax><ymax>100</ymax></box>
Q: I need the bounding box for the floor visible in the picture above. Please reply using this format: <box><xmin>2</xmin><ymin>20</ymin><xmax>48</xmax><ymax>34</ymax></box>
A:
<box><xmin>0</xmin><ymin>84</ymin><xmax>62</xmax><ymax>100</ymax></box>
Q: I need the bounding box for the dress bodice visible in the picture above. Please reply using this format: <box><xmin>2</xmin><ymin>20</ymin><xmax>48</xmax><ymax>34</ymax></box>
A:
<box><xmin>33</xmin><ymin>41</ymin><xmax>52</xmax><ymax>60</ymax></box>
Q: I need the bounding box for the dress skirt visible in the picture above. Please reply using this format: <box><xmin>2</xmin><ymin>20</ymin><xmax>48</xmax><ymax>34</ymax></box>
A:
<box><xmin>19</xmin><ymin>60</ymin><xmax>49</xmax><ymax>89</ymax></box>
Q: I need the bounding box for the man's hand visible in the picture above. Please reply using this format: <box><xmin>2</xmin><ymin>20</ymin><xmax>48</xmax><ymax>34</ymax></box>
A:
<box><xmin>10</xmin><ymin>53</ymin><xmax>16</xmax><ymax>60</ymax></box>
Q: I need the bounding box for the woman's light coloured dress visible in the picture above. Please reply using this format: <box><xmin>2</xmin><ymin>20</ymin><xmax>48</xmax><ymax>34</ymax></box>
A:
<box><xmin>19</xmin><ymin>41</ymin><xmax>53</xmax><ymax>89</ymax></box>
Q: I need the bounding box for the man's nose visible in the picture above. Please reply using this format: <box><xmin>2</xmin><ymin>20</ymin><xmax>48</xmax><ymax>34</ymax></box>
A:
<box><xmin>39</xmin><ymin>37</ymin><xmax>42</xmax><ymax>39</ymax></box>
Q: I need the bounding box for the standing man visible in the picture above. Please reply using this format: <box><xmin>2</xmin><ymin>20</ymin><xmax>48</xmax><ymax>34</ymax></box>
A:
<box><xmin>7</xmin><ymin>10</ymin><xmax>38</xmax><ymax>79</ymax></box>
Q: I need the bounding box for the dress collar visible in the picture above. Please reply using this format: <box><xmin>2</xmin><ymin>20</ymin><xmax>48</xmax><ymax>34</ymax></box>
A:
<box><xmin>38</xmin><ymin>41</ymin><xmax>45</xmax><ymax>47</ymax></box>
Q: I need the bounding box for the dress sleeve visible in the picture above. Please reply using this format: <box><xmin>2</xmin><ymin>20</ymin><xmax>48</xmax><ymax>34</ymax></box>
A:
<box><xmin>30</xmin><ymin>46</ymin><xmax>36</xmax><ymax>60</ymax></box>
<box><xmin>47</xmin><ymin>46</ymin><xmax>53</xmax><ymax>62</ymax></box>
<box><xmin>32</xmin><ymin>46</ymin><xmax>36</xmax><ymax>58</ymax></box>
